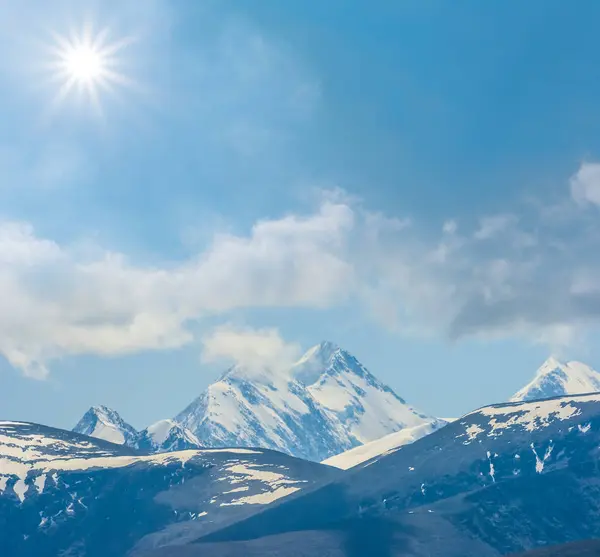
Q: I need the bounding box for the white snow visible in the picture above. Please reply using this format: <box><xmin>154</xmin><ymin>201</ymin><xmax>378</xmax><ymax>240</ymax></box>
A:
<box><xmin>531</xmin><ymin>443</ymin><xmax>554</xmax><ymax>473</ymax></box>
<box><xmin>202</xmin><ymin>448</ymin><xmax>262</xmax><ymax>455</ymax></box>
<box><xmin>464</xmin><ymin>424</ymin><xmax>485</xmax><ymax>441</ymax></box>
<box><xmin>176</xmin><ymin>341</ymin><xmax>436</xmax><ymax>461</ymax></box>
<box><xmin>73</xmin><ymin>406</ymin><xmax>137</xmax><ymax>446</ymax></box>
<box><xmin>223</xmin><ymin>486</ymin><xmax>249</xmax><ymax>494</ymax></box>
<box><xmin>0</xmin><ymin>421</ymin><xmax>305</xmax><ymax>509</ymax></box>
<box><xmin>461</xmin><ymin>395</ymin><xmax>600</xmax><ymax>441</ymax></box>
<box><xmin>90</xmin><ymin>422</ymin><xmax>125</xmax><ymax>445</ymax></box>
<box><xmin>144</xmin><ymin>419</ymin><xmax>201</xmax><ymax>448</ymax></box>
<box><xmin>146</xmin><ymin>420</ymin><xmax>177</xmax><ymax>445</ymax></box>
<box><xmin>217</xmin><ymin>462</ymin><xmax>305</xmax><ymax>506</ymax></box>
<box><xmin>322</xmin><ymin>420</ymin><xmax>444</xmax><ymax>469</ymax></box>
<box><xmin>13</xmin><ymin>479</ymin><xmax>27</xmax><ymax>502</ymax></box>
<box><xmin>220</xmin><ymin>486</ymin><xmax>300</xmax><ymax>506</ymax></box>
<box><xmin>487</xmin><ymin>451</ymin><xmax>495</xmax><ymax>482</ymax></box>
<box><xmin>511</xmin><ymin>357</ymin><xmax>600</xmax><ymax>402</ymax></box>
<box><xmin>306</xmin><ymin>347</ymin><xmax>432</xmax><ymax>444</ymax></box>
<box><xmin>34</xmin><ymin>474</ymin><xmax>46</xmax><ymax>494</ymax></box>
<box><xmin>578</xmin><ymin>422</ymin><xmax>591</xmax><ymax>433</ymax></box>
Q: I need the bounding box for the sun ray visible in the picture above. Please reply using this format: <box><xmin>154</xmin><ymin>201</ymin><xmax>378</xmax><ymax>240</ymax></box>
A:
<box><xmin>45</xmin><ymin>23</ymin><xmax>134</xmax><ymax>115</ymax></box>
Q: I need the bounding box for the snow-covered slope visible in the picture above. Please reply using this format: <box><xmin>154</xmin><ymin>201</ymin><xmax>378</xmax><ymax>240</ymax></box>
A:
<box><xmin>175</xmin><ymin>363</ymin><xmax>351</xmax><ymax>462</ymax></box>
<box><xmin>72</xmin><ymin>405</ymin><xmax>138</xmax><ymax>446</ymax></box>
<box><xmin>73</xmin><ymin>408</ymin><xmax>200</xmax><ymax>454</ymax></box>
<box><xmin>136</xmin><ymin>419</ymin><xmax>201</xmax><ymax>452</ymax></box>
<box><xmin>176</xmin><ymin>341</ymin><xmax>434</xmax><ymax>461</ymax></box>
<box><xmin>511</xmin><ymin>356</ymin><xmax>600</xmax><ymax>402</ymax></box>
<box><xmin>300</xmin><ymin>343</ymin><xmax>432</xmax><ymax>444</ymax></box>
<box><xmin>198</xmin><ymin>393</ymin><xmax>600</xmax><ymax>557</ymax></box>
<box><xmin>0</xmin><ymin>421</ymin><xmax>340</xmax><ymax>557</ymax></box>
<box><xmin>322</xmin><ymin>418</ymin><xmax>448</xmax><ymax>469</ymax></box>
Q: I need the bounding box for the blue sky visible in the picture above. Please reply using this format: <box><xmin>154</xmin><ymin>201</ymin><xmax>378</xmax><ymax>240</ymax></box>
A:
<box><xmin>2</xmin><ymin>0</ymin><xmax>600</xmax><ymax>430</ymax></box>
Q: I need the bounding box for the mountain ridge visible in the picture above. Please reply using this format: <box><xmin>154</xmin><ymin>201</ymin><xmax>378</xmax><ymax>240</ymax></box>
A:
<box><xmin>73</xmin><ymin>406</ymin><xmax>201</xmax><ymax>454</ymax></box>
<box><xmin>174</xmin><ymin>341</ymin><xmax>435</xmax><ymax>461</ymax></box>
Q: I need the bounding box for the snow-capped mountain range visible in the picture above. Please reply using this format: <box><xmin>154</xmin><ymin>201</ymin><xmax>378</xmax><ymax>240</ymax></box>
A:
<box><xmin>73</xmin><ymin>407</ymin><xmax>202</xmax><ymax>454</ymax></box>
<box><xmin>0</xmin><ymin>420</ymin><xmax>339</xmax><ymax>557</ymax></box>
<box><xmin>320</xmin><ymin>355</ymin><xmax>600</xmax><ymax>470</ymax></box>
<box><xmin>71</xmin><ymin>350</ymin><xmax>600</xmax><ymax>466</ymax></box>
<box><xmin>197</xmin><ymin>392</ymin><xmax>600</xmax><ymax>556</ymax></box>
<box><xmin>73</xmin><ymin>341</ymin><xmax>436</xmax><ymax>462</ymax></box>
<box><xmin>157</xmin><ymin>392</ymin><xmax>600</xmax><ymax>557</ymax></box>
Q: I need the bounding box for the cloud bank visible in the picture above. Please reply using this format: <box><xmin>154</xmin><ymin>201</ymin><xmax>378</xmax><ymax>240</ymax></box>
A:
<box><xmin>1</xmin><ymin>163</ymin><xmax>600</xmax><ymax>377</ymax></box>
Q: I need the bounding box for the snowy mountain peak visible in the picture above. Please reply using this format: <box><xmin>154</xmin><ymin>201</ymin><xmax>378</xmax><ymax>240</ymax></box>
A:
<box><xmin>176</xmin><ymin>341</ymin><xmax>434</xmax><ymax>461</ymax></box>
<box><xmin>73</xmin><ymin>406</ymin><xmax>138</xmax><ymax>446</ymax></box>
<box><xmin>290</xmin><ymin>341</ymin><xmax>340</xmax><ymax>385</ymax></box>
<box><xmin>510</xmin><ymin>357</ymin><xmax>600</xmax><ymax>402</ymax></box>
<box><xmin>136</xmin><ymin>419</ymin><xmax>201</xmax><ymax>453</ymax></box>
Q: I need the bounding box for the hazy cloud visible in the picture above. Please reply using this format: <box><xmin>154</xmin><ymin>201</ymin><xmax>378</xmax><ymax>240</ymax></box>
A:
<box><xmin>201</xmin><ymin>325</ymin><xmax>301</xmax><ymax>375</ymax></box>
<box><xmin>474</xmin><ymin>214</ymin><xmax>517</xmax><ymax>240</ymax></box>
<box><xmin>570</xmin><ymin>162</ymin><xmax>600</xmax><ymax>206</ymax></box>
<box><xmin>2</xmin><ymin>162</ymin><xmax>600</xmax><ymax>377</ymax></box>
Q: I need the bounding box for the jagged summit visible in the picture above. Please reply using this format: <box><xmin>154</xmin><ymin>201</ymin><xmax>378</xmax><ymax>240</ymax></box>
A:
<box><xmin>510</xmin><ymin>356</ymin><xmax>600</xmax><ymax>402</ymax></box>
<box><xmin>175</xmin><ymin>341</ymin><xmax>435</xmax><ymax>461</ymax></box>
<box><xmin>290</xmin><ymin>340</ymin><xmax>340</xmax><ymax>385</ymax></box>
<box><xmin>72</xmin><ymin>341</ymin><xmax>437</xmax><ymax>461</ymax></box>
<box><xmin>73</xmin><ymin>408</ymin><xmax>200</xmax><ymax>453</ymax></box>
<box><xmin>73</xmin><ymin>405</ymin><xmax>138</xmax><ymax>446</ymax></box>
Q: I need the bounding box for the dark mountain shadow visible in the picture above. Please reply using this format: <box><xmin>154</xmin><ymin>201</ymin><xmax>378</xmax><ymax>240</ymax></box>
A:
<box><xmin>336</xmin><ymin>516</ymin><xmax>413</xmax><ymax>557</ymax></box>
<box><xmin>508</xmin><ymin>539</ymin><xmax>600</xmax><ymax>556</ymax></box>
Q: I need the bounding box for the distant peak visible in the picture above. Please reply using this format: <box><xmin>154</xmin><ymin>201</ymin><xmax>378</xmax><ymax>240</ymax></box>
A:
<box><xmin>73</xmin><ymin>405</ymin><xmax>137</xmax><ymax>446</ymax></box>
<box><xmin>538</xmin><ymin>356</ymin><xmax>566</xmax><ymax>374</ymax></box>
<box><xmin>316</xmin><ymin>340</ymin><xmax>340</xmax><ymax>352</ymax></box>
<box><xmin>296</xmin><ymin>341</ymin><xmax>340</xmax><ymax>365</ymax></box>
<box><xmin>90</xmin><ymin>405</ymin><xmax>115</xmax><ymax>415</ymax></box>
<box><xmin>511</xmin><ymin>356</ymin><xmax>600</xmax><ymax>403</ymax></box>
<box><xmin>290</xmin><ymin>341</ymin><xmax>343</xmax><ymax>385</ymax></box>
<box><xmin>86</xmin><ymin>405</ymin><xmax>124</xmax><ymax>423</ymax></box>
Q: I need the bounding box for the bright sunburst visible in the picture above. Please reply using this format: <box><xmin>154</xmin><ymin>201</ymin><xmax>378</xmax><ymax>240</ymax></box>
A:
<box><xmin>48</xmin><ymin>23</ymin><xmax>133</xmax><ymax>113</ymax></box>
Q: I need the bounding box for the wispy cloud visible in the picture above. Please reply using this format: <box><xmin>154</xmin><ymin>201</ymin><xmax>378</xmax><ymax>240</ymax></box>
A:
<box><xmin>201</xmin><ymin>324</ymin><xmax>301</xmax><ymax>375</ymax></box>
<box><xmin>1</xmin><ymin>121</ymin><xmax>600</xmax><ymax>378</ymax></box>
<box><xmin>570</xmin><ymin>162</ymin><xmax>600</xmax><ymax>206</ymax></box>
<box><xmin>474</xmin><ymin>214</ymin><xmax>517</xmax><ymax>240</ymax></box>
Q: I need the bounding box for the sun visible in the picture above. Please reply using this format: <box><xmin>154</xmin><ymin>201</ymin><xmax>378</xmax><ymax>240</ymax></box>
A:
<box><xmin>64</xmin><ymin>44</ymin><xmax>105</xmax><ymax>84</ymax></box>
<box><xmin>47</xmin><ymin>23</ymin><xmax>133</xmax><ymax>113</ymax></box>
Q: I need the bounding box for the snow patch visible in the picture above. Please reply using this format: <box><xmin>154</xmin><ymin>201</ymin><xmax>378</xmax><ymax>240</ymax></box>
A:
<box><xmin>13</xmin><ymin>479</ymin><xmax>27</xmax><ymax>502</ymax></box>
<box><xmin>578</xmin><ymin>422</ymin><xmax>591</xmax><ymax>433</ymax></box>
<box><xmin>34</xmin><ymin>475</ymin><xmax>46</xmax><ymax>494</ymax></box>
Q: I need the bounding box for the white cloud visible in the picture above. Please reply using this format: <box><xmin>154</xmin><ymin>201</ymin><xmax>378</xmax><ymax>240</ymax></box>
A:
<box><xmin>442</xmin><ymin>220</ymin><xmax>458</xmax><ymax>235</ymax></box>
<box><xmin>201</xmin><ymin>325</ymin><xmax>301</xmax><ymax>375</ymax></box>
<box><xmin>4</xmin><ymin>161</ymin><xmax>600</xmax><ymax>377</ymax></box>
<box><xmin>474</xmin><ymin>214</ymin><xmax>516</xmax><ymax>240</ymax></box>
<box><xmin>570</xmin><ymin>162</ymin><xmax>600</xmax><ymax>206</ymax></box>
<box><xmin>0</xmin><ymin>201</ymin><xmax>353</xmax><ymax>378</ymax></box>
